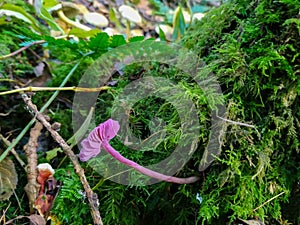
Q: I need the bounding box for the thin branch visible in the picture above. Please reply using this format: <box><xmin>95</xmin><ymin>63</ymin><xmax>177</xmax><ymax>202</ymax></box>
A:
<box><xmin>253</xmin><ymin>191</ymin><xmax>285</xmax><ymax>212</ymax></box>
<box><xmin>0</xmin><ymin>86</ymin><xmax>110</xmax><ymax>96</ymax></box>
<box><xmin>0</xmin><ymin>78</ymin><xmax>25</xmax><ymax>86</ymax></box>
<box><xmin>216</xmin><ymin>115</ymin><xmax>255</xmax><ymax>128</ymax></box>
<box><xmin>0</xmin><ymin>40</ymin><xmax>45</xmax><ymax>60</ymax></box>
<box><xmin>22</xmin><ymin>94</ymin><xmax>103</xmax><ymax>225</ymax></box>
<box><xmin>23</xmin><ymin>121</ymin><xmax>43</xmax><ymax>214</ymax></box>
<box><xmin>0</xmin><ymin>202</ymin><xmax>11</xmax><ymax>223</ymax></box>
<box><xmin>216</xmin><ymin>115</ymin><xmax>261</xmax><ymax>138</ymax></box>
<box><xmin>0</xmin><ymin>35</ymin><xmax>68</xmax><ymax>60</ymax></box>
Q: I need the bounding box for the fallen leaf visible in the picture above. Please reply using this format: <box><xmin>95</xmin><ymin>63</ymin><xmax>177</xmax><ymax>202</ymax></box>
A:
<box><xmin>4</xmin><ymin>214</ymin><xmax>46</xmax><ymax>225</ymax></box>
<box><xmin>34</xmin><ymin>62</ymin><xmax>46</xmax><ymax>77</ymax></box>
<box><xmin>239</xmin><ymin>218</ymin><xmax>265</xmax><ymax>225</ymax></box>
<box><xmin>0</xmin><ymin>158</ymin><xmax>18</xmax><ymax>201</ymax></box>
<box><xmin>29</xmin><ymin>61</ymin><xmax>52</xmax><ymax>87</ymax></box>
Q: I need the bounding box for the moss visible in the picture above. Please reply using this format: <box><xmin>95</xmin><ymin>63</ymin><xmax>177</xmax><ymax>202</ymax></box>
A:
<box><xmin>182</xmin><ymin>0</ymin><xmax>300</xmax><ymax>223</ymax></box>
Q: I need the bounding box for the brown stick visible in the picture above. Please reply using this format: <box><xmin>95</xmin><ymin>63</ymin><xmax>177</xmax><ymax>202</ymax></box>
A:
<box><xmin>21</xmin><ymin>94</ymin><xmax>103</xmax><ymax>225</ymax></box>
<box><xmin>23</xmin><ymin>121</ymin><xmax>43</xmax><ymax>214</ymax></box>
<box><xmin>0</xmin><ymin>40</ymin><xmax>46</xmax><ymax>60</ymax></box>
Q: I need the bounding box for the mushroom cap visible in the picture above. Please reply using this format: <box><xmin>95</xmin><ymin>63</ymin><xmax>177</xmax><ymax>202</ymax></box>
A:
<box><xmin>119</xmin><ymin>5</ymin><xmax>142</xmax><ymax>24</ymax></box>
<box><xmin>61</xmin><ymin>2</ymin><xmax>80</xmax><ymax>18</ymax></box>
<box><xmin>79</xmin><ymin>119</ymin><xmax>120</xmax><ymax>161</ymax></box>
<box><xmin>84</xmin><ymin>12</ymin><xmax>109</xmax><ymax>27</ymax></box>
<box><xmin>37</xmin><ymin>163</ymin><xmax>55</xmax><ymax>175</ymax></box>
<box><xmin>192</xmin><ymin>13</ymin><xmax>205</xmax><ymax>21</ymax></box>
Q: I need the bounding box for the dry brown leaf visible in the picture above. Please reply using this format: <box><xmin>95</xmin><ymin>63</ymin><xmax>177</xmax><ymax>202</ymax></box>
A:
<box><xmin>239</xmin><ymin>218</ymin><xmax>265</xmax><ymax>225</ymax></box>
<box><xmin>29</xmin><ymin>61</ymin><xmax>52</xmax><ymax>87</ymax></box>
<box><xmin>4</xmin><ymin>214</ymin><xmax>46</xmax><ymax>225</ymax></box>
<box><xmin>0</xmin><ymin>158</ymin><xmax>18</xmax><ymax>201</ymax></box>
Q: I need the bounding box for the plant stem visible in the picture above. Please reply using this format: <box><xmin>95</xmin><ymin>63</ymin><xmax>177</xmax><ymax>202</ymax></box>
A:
<box><xmin>0</xmin><ymin>86</ymin><xmax>110</xmax><ymax>96</ymax></box>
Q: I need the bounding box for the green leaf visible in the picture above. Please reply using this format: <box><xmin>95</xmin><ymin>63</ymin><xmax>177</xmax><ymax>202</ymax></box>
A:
<box><xmin>109</xmin><ymin>7</ymin><xmax>121</xmax><ymax>29</ymax></box>
<box><xmin>128</xmin><ymin>36</ymin><xmax>144</xmax><ymax>42</ymax></box>
<box><xmin>39</xmin><ymin>6</ymin><xmax>64</xmax><ymax>33</ymax></box>
<box><xmin>0</xmin><ymin>4</ymin><xmax>41</xmax><ymax>32</ymax></box>
<box><xmin>89</xmin><ymin>32</ymin><xmax>110</xmax><ymax>51</ymax></box>
<box><xmin>172</xmin><ymin>6</ymin><xmax>186</xmax><ymax>41</ymax></box>
<box><xmin>158</xmin><ymin>27</ymin><xmax>167</xmax><ymax>41</ymax></box>
<box><xmin>69</xmin><ymin>28</ymin><xmax>102</xmax><ymax>39</ymax></box>
<box><xmin>110</xmin><ymin>34</ymin><xmax>126</xmax><ymax>48</ymax></box>
<box><xmin>41</xmin><ymin>0</ymin><xmax>59</xmax><ymax>10</ymax></box>
<box><xmin>67</xmin><ymin>107</ymin><xmax>94</xmax><ymax>148</ymax></box>
<box><xmin>46</xmin><ymin>147</ymin><xmax>63</xmax><ymax>161</ymax></box>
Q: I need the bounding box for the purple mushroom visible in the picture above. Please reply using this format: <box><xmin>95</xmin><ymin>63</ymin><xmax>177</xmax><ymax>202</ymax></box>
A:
<box><xmin>79</xmin><ymin>119</ymin><xmax>199</xmax><ymax>184</ymax></box>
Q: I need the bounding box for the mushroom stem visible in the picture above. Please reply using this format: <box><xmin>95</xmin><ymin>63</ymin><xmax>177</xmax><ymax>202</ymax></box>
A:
<box><xmin>101</xmin><ymin>141</ymin><xmax>200</xmax><ymax>184</ymax></box>
<box><xmin>57</xmin><ymin>10</ymin><xmax>90</xmax><ymax>31</ymax></box>
<box><xmin>125</xmin><ymin>19</ymin><xmax>131</xmax><ymax>39</ymax></box>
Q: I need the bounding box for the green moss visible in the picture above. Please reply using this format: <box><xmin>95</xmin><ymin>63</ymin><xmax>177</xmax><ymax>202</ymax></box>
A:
<box><xmin>1</xmin><ymin>0</ymin><xmax>299</xmax><ymax>224</ymax></box>
<box><xmin>182</xmin><ymin>0</ymin><xmax>300</xmax><ymax>223</ymax></box>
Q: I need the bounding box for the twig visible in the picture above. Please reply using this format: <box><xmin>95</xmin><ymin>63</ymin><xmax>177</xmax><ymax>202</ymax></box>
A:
<box><xmin>0</xmin><ymin>86</ymin><xmax>110</xmax><ymax>96</ymax></box>
<box><xmin>0</xmin><ymin>202</ymin><xmax>11</xmax><ymax>223</ymax></box>
<box><xmin>216</xmin><ymin>115</ymin><xmax>255</xmax><ymax>128</ymax></box>
<box><xmin>0</xmin><ymin>109</ymin><xmax>15</xmax><ymax>116</ymax></box>
<box><xmin>216</xmin><ymin>115</ymin><xmax>261</xmax><ymax>139</ymax></box>
<box><xmin>0</xmin><ymin>78</ymin><xmax>25</xmax><ymax>86</ymax></box>
<box><xmin>0</xmin><ymin>60</ymin><xmax>81</xmax><ymax>163</ymax></box>
<box><xmin>253</xmin><ymin>191</ymin><xmax>285</xmax><ymax>212</ymax></box>
<box><xmin>23</xmin><ymin>121</ymin><xmax>43</xmax><ymax>214</ymax></box>
<box><xmin>22</xmin><ymin>94</ymin><xmax>103</xmax><ymax>225</ymax></box>
<box><xmin>0</xmin><ymin>134</ymin><xmax>26</xmax><ymax>169</ymax></box>
<box><xmin>0</xmin><ymin>35</ymin><xmax>68</xmax><ymax>60</ymax></box>
<box><xmin>0</xmin><ymin>40</ymin><xmax>45</xmax><ymax>60</ymax></box>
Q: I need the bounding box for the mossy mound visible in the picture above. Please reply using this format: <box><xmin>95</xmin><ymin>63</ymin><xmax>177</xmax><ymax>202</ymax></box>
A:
<box><xmin>1</xmin><ymin>0</ymin><xmax>299</xmax><ymax>224</ymax></box>
<box><xmin>182</xmin><ymin>0</ymin><xmax>299</xmax><ymax>223</ymax></box>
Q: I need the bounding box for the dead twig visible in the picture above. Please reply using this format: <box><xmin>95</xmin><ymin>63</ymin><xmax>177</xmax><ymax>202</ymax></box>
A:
<box><xmin>22</xmin><ymin>93</ymin><xmax>103</xmax><ymax>225</ymax></box>
<box><xmin>23</xmin><ymin>121</ymin><xmax>43</xmax><ymax>214</ymax></box>
<box><xmin>0</xmin><ymin>40</ymin><xmax>45</xmax><ymax>60</ymax></box>
<box><xmin>0</xmin><ymin>35</ymin><xmax>69</xmax><ymax>60</ymax></box>
<box><xmin>0</xmin><ymin>202</ymin><xmax>11</xmax><ymax>224</ymax></box>
<box><xmin>253</xmin><ymin>191</ymin><xmax>285</xmax><ymax>212</ymax></box>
